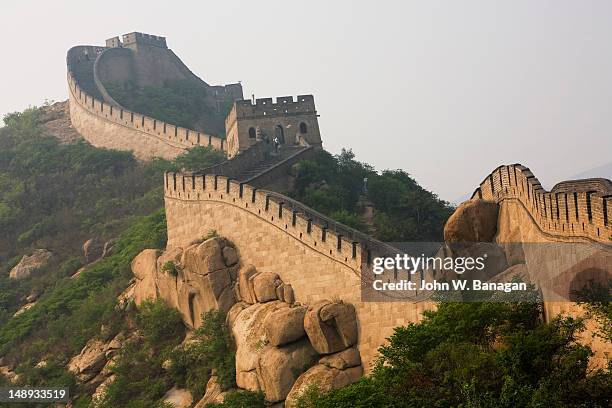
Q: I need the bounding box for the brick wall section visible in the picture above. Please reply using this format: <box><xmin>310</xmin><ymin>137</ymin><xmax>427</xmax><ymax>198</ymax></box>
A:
<box><xmin>67</xmin><ymin>46</ymin><xmax>225</xmax><ymax>160</ymax></box>
<box><xmin>472</xmin><ymin>164</ymin><xmax>612</xmax><ymax>243</ymax></box>
<box><xmin>164</xmin><ymin>172</ymin><xmax>431</xmax><ymax>370</ymax></box>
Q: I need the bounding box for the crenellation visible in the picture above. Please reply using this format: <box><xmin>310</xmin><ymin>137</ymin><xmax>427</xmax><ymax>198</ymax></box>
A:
<box><xmin>472</xmin><ymin>164</ymin><xmax>611</xmax><ymax>242</ymax></box>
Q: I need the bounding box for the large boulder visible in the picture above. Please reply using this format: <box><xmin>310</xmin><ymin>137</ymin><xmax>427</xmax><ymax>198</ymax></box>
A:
<box><xmin>67</xmin><ymin>339</ymin><xmax>107</xmax><ymax>383</ymax></box>
<box><xmin>180</xmin><ymin>238</ymin><xmax>226</xmax><ymax>274</ymax></box>
<box><xmin>264</xmin><ymin>306</ymin><xmax>307</xmax><ymax>346</ymax></box>
<box><xmin>304</xmin><ymin>301</ymin><xmax>358</xmax><ymax>354</ymax></box>
<box><xmin>253</xmin><ymin>272</ymin><xmax>282</xmax><ymax>302</ymax></box>
<box><xmin>131</xmin><ymin>249</ymin><xmax>160</xmax><ymax>304</ymax></box>
<box><xmin>238</xmin><ymin>265</ymin><xmax>258</xmax><ymax>304</ymax></box>
<box><xmin>231</xmin><ymin>301</ymin><xmax>290</xmax><ymax>391</ymax></box>
<box><xmin>444</xmin><ymin>199</ymin><xmax>499</xmax><ymax>243</ymax></box>
<box><xmin>9</xmin><ymin>249</ymin><xmax>52</xmax><ymax>280</ymax></box>
<box><xmin>83</xmin><ymin>238</ymin><xmax>104</xmax><ymax>264</ymax></box>
<box><xmin>256</xmin><ymin>338</ymin><xmax>319</xmax><ymax>403</ymax></box>
<box><xmin>285</xmin><ymin>361</ymin><xmax>362</xmax><ymax>408</ymax></box>
<box><xmin>131</xmin><ymin>238</ymin><xmax>239</xmax><ymax>328</ymax></box>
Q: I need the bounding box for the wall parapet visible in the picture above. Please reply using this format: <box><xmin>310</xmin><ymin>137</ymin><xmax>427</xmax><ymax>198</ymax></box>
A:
<box><xmin>164</xmin><ymin>172</ymin><xmax>400</xmax><ymax>271</ymax></box>
<box><xmin>471</xmin><ymin>164</ymin><xmax>612</xmax><ymax>243</ymax></box>
<box><xmin>67</xmin><ymin>48</ymin><xmax>226</xmax><ymax>157</ymax></box>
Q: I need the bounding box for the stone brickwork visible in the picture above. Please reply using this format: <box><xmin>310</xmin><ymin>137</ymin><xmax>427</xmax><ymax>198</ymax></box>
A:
<box><xmin>472</xmin><ymin>164</ymin><xmax>612</xmax><ymax>243</ymax></box>
<box><xmin>67</xmin><ymin>73</ymin><xmax>224</xmax><ymax>160</ymax></box>
<box><xmin>225</xmin><ymin>96</ymin><xmax>323</xmax><ymax>157</ymax></box>
<box><xmin>164</xmin><ymin>173</ymin><xmax>432</xmax><ymax>370</ymax></box>
<box><xmin>66</xmin><ymin>35</ymin><xmax>239</xmax><ymax>160</ymax></box>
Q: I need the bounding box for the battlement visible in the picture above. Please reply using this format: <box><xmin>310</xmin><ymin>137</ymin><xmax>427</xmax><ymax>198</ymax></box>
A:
<box><xmin>66</xmin><ymin>71</ymin><xmax>226</xmax><ymax>159</ymax></box>
<box><xmin>472</xmin><ymin>164</ymin><xmax>612</xmax><ymax>243</ymax></box>
<box><xmin>233</xmin><ymin>95</ymin><xmax>316</xmax><ymax>118</ymax></box>
<box><xmin>122</xmin><ymin>32</ymin><xmax>167</xmax><ymax>48</ymax></box>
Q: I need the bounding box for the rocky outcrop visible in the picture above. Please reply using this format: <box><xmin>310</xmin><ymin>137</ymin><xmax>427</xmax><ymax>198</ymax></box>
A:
<box><xmin>67</xmin><ymin>339</ymin><xmax>108</xmax><ymax>383</ymax></box>
<box><xmin>230</xmin><ymin>264</ymin><xmax>363</xmax><ymax>404</ymax></box>
<box><xmin>285</xmin><ymin>348</ymin><xmax>363</xmax><ymax>407</ymax></box>
<box><xmin>131</xmin><ymin>237</ymin><xmax>239</xmax><ymax>328</ymax></box>
<box><xmin>257</xmin><ymin>338</ymin><xmax>319</xmax><ymax>402</ymax></box>
<box><xmin>304</xmin><ymin>301</ymin><xmax>358</xmax><ymax>354</ymax></box>
<box><xmin>194</xmin><ymin>376</ymin><xmax>227</xmax><ymax>407</ymax></box>
<box><xmin>444</xmin><ymin>199</ymin><xmax>499</xmax><ymax>243</ymax></box>
<box><xmin>9</xmin><ymin>249</ymin><xmax>52</xmax><ymax>280</ymax></box>
<box><xmin>133</xmin><ymin>237</ymin><xmax>364</xmax><ymax>405</ymax></box>
<box><xmin>264</xmin><ymin>306</ymin><xmax>306</xmax><ymax>346</ymax></box>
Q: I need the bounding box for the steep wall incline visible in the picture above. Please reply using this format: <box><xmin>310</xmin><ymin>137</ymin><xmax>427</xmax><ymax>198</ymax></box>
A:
<box><xmin>67</xmin><ymin>46</ymin><xmax>226</xmax><ymax>160</ymax></box>
<box><xmin>164</xmin><ymin>164</ymin><xmax>611</xmax><ymax>369</ymax></box>
<box><xmin>163</xmin><ymin>173</ymin><xmax>429</xmax><ymax>370</ymax></box>
<box><xmin>473</xmin><ymin>164</ymin><xmax>611</xmax><ymax>367</ymax></box>
<box><xmin>472</xmin><ymin>164</ymin><xmax>611</xmax><ymax>243</ymax></box>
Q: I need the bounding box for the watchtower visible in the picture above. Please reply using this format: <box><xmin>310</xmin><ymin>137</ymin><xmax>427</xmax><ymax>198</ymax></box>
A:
<box><xmin>225</xmin><ymin>95</ymin><xmax>323</xmax><ymax>157</ymax></box>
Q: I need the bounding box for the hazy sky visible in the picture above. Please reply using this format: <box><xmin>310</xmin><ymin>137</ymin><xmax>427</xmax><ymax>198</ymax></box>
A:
<box><xmin>1</xmin><ymin>1</ymin><xmax>611</xmax><ymax>201</ymax></box>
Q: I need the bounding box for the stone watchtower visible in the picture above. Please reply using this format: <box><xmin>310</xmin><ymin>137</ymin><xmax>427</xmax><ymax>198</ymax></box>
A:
<box><xmin>224</xmin><ymin>95</ymin><xmax>323</xmax><ymax>157</ymax></box>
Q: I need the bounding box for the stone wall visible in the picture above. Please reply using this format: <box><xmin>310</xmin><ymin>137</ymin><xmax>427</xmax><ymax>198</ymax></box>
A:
<box><xmin>225</xmin><ymin>96</ymin><xmax>323</xmax><ymax>157</ymax></box>
<box><xmin>164</xmin><ymin>173</ymin><xmax>432</xmax><ymax>370</ymax></box>
<box><xmin>67</xmin><ymin>72</ymin><xmax>225</xmax><ymax>160</ymax></box>
<box><xmin>472</xmin><ymin>164</ymin><xmax>611</xmax><ymax>243</ymax></box>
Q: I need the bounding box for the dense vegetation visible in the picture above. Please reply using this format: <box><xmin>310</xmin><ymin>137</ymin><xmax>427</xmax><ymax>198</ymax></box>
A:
<box><xmin>297</xmin><ymin>301</ymin><xmax>612</xmax><ymax>407</ymax></box>
<box><xmin>0</xmin><ymin>106</ymin><xmax>223</xmax><ymax>406</ymax></box>
<box><xmin>292</xmin><ymin>149</ymin><xmax>453</xmax><ymax>241</ymax></box>
<box><xmin>105</xmin><ymin>79</ymin><xmax>232</xmax><ymax>134</ymax></box>
<box><xmin>0</xmin><ymin>107</ymin><xmax>223</xmax><ymax>327</ymax></box>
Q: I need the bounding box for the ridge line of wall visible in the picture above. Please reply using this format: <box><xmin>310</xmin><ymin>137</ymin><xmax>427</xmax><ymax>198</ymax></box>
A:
<box><xmin>67</xmin><ymin>50</ymin><xmax>226</xmax><ymax>158</ymax></box>
<box><xmin>472</xmin><ymin>164</ymin><xmax>612</xmax><ymax>243</ymax></box>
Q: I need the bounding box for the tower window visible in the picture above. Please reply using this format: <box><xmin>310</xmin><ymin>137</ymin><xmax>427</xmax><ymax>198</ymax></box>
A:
<box><xmin>248</xmin><ymin>127</ymin><xmax>256</xmax><ymax>138</ymax></box>
<box><xmin>299</xmin><ymin>122</ymin><xmax>308</xmax><ymax>133</ymax></box>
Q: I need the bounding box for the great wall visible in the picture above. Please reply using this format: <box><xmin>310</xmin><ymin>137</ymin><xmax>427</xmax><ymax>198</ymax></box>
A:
<box><xmin>65</xmin><ymin>32</ymin><xmax>612</xmax><ymax>395</ymax></box>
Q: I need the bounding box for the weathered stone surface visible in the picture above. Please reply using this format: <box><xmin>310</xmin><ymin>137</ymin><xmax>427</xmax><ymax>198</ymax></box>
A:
<box><xmin>131</xmin><ymin>249</ymin><xmax>158</xmax><ymax>280</ymax></box>
<box><xmin>163</xmin><ymin>386</ymin><xmax>193</xmax><ymax>408</ymax></box>
<box><xmin>231</xmin><ymin>301</ymin><xmax>290</xmax><ymax>391</ymax></box>
<box><xmin>319</xmin><ymin>347</ymin><xmax>361</xmax><ymax>370</ymax></box>
<box><xmin>305</xmin><ymin>301</ymin><xmax>358</xmax><ymax>354</ymax></box>
<box><xmin>67</xmin><ymin>339</ymin><xmax>107</xmax><ymax>383</ymax></box>
<box><xmin>256</xmin><ymin>338</ymin><xmax>319</xmax><ymax>402</ymax></box>
<box><xmin>236</xmin><ymin>370</ymin><xmax>261</xmax><ymax>392</ymax></box>
<box><xmin>194</xmin><ymin>376</ymin><xmax>225</xmax><ymax>407</ymax></box>
<box><xmin>444</xmin><ymin>199</ymin><xmax>499</xmax><ymax>243</ymax></box>
<box><xmin>83</xmin><ymin>238</ymin><xmax>104</xmax><ymax>264</ymax></box>
<box><xmin>92</xmin><ymin>374</ymin><xmax>115</xmax><ymax>403</ymax></box>
<box><xmin>181</xmin><ymin>237</ymin><xmax>225</xmax><ymax>274</ymax></box>
<box><xmin>283</xmin><ymin>284</ymin><xmax>295</xmax><ymax>304</ymax></box>
<box><xmin>9</xmin><ymin>249</ymin><xmax>52</xmax><ymax>280</ymax></box>
<box><xmin>238</xmin><ymin>265</ymin><xmax>258</xmax><ymax>304</ymax></box>
<box><xmin>253</xmin><ymin>272</ymin><xmax>281</xmax><ymax>302</ymax></box>
<box><xmin>132</xmin><ymin>240</ymin><xmax>239</xmax><ymax>328</ymax></box>
<box><xmin>285</xmin><ymin>364</ymin><xmax>363</xmax><ymax>408</ymax></box>
<box><xmin>222</xmin><ymin>246</ymin><xmax>239</xmax><ymax>266</ymax></box>
<box><xmin>131</xmin><ymin>249</ymin><xmax>160</xmax><ymax>304</ymax></box>
<box><xmin>13</xmin><ymin>302</ymin><xmax>36</xmax><ymax>317</ymax></box>
<box><xmin>264</xmin><ymin>306</ymin><xmax>306</xmax><ymax>346</ymax></box>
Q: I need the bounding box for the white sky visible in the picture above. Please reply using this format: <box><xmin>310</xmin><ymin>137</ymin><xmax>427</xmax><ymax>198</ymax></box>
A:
<box><xmin>1</xmin><ymin>0</ymin><xmax>611</xmax><ymax>201</ymax></box>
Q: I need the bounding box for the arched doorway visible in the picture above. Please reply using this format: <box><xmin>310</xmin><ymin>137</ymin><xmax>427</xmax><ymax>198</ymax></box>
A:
<box><xmin>275</xmin><ymin>125</ymin><xmax>285</xmax><ymax>144</ymax></box>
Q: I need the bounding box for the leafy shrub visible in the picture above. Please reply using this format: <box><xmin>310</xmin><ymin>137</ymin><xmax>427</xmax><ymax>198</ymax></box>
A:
<box><xmin>162</xmin><ymin>261</ymin><xmax>178</xmax><ymax>277</ymax></box>
<box><xmin>292</xmin><ymin>149</ymin><xmax>453</xmax><ymax>241</ymax></box>
<box><xmin>136</xmin><ymin>299</ymin><xmax>185</xmax><ymax>349</ymax></box>
<box><xmin>169</xmin><ymin>310</ymin><xmax>236</xmax><ymax>399</ymax></box>
<box><xmin>298</xmin><ymin>302</ymin><xmax>612</xmax><ymax>407</ymax></box>
<box><xmin>205</xmin><ymin>390</ymin><xmax>266</xmax><ymax>408</ymax></box>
